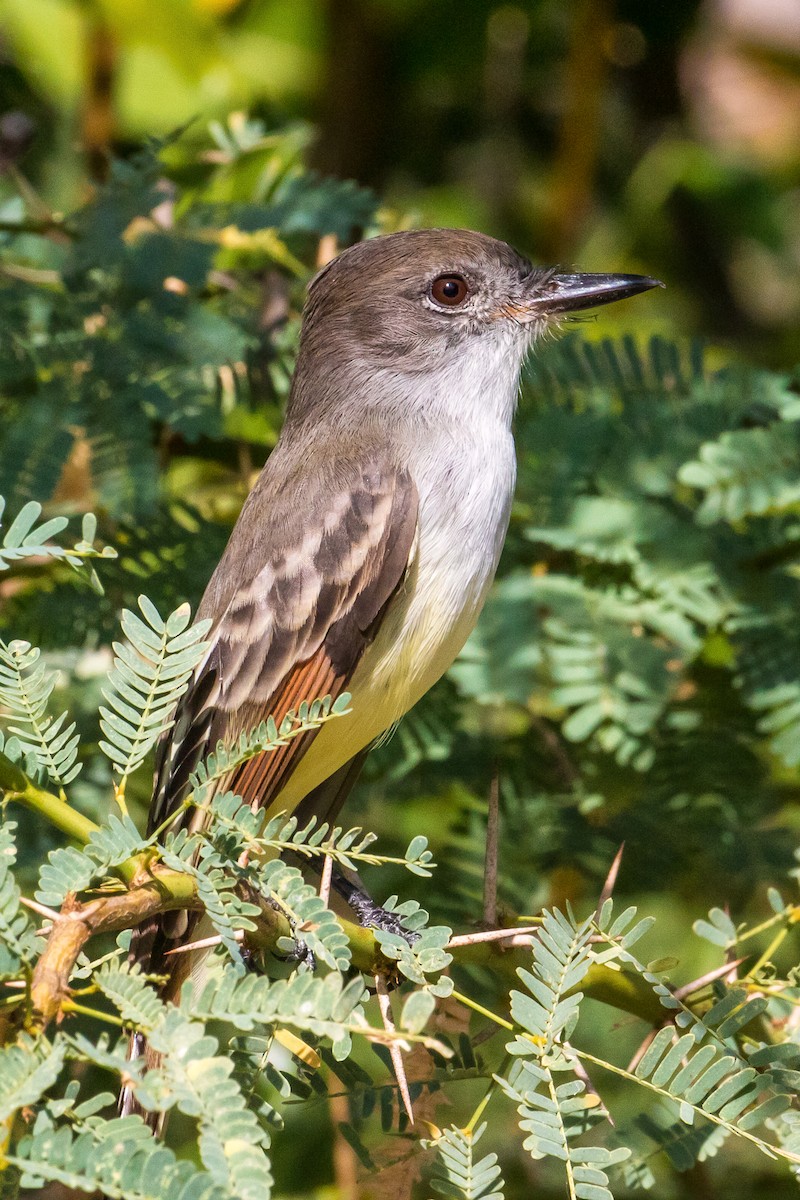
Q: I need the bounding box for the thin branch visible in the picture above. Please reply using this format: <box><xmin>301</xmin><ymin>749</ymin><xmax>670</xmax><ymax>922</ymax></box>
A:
<box><xmin>627</xmin><ymin>1027</ymin><xmax>658</xmax><ymax>1074</ymax></box>
<box><xmin>674</xmin><ymin>959</ymin><xmax>746</xmax><ymax>1001</ymax></box>
<box><xmin>569</xmin><ymin>1051</ymin><xmax>613</xmax><ymax>1125</ymax></box>
<box><xmin>29</xmin><ymin>865</ymin><xmax>237</xmax><ymax>1025</ymax></box>
<box><xmin>483</xmin><ymin>769</ymin><xmax>500</xmax><ymax>927</ymax></box>
<box><xmin>1</xmin><ymin>756</ymin><xmax>151</xmax><ymax>888</ymax></box>
<box><xmin>450</xmin><ymin>987</ymin><xmax>513</xmax><ymax>1032</ymax></box>
<box><xmin>7</xmin><ymin>741</ymin><xmax>671</xmax><ymax>1036</ymax></box>
<box><xmin>61</xmin><ymin>999</ymin><xmax>124</xmax><ymax>1027</ymax></box>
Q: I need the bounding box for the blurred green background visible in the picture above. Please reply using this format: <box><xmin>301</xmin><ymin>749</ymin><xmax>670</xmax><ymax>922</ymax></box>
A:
<box><xmin>2</xmin><ymin>1</ymin><xmax>800</xmax><ymax>1196</ymax></box>
<box><xmin>2</xmin><ymin>0</ymin><xmax>799</xmax><ymax>362</ymax></box>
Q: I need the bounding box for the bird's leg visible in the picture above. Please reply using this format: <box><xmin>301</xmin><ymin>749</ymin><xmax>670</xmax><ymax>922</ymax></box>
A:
<box><xmin>280</xmin><ymin>850</ymin><xmax>420</xmax><ymax>946</ymax></box>
<box><xmin>289</xmin><ymin>754</ymin><xmax>419</xmax><ymax>941</ymax></box>
<box><xmin>331</xmin><ymin>868</ymin><xmax>420</xmax><ymax>943</ymax></box>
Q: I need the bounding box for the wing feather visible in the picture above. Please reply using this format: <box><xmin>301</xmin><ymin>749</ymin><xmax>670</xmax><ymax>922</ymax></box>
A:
<box><xmin>149</xmin><ymin>452</ymin><xmax>418</xmax><ymax>836</ymax></box>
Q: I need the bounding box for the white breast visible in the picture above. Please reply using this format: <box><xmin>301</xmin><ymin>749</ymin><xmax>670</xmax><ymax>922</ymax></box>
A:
<box><xmin>277</xmin><ymin>374</ymin><xmax>520</xmax><ymax>811</ymax></box>
<box><xmin>273</xmin><ymin>326</ymin><xmax>523</xmax><ymax>814</ymax></box>
<box><xmin>365</xmin><ymin>416</ymin><xmax>516</xmax><ymax>705</ymax></box>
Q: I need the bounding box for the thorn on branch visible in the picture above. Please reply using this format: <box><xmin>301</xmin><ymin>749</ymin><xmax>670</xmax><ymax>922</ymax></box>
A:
<box><xmin>319</xmin><ymin>852</ymin><xmax>333</xmax><ymax>909</ymax></box>
<box><xmin>19</xmin><ymin>896</ymin><xmax>60</xmax><ymax>922</ymax></box>
<box><xmin>164</xmin><ymin>930</ymin><xmax>242</xmax><ymax>956</ymax></box>
<box><xmin>446</xmin><ymin>925</ymin><xmax>538</xmax><ymax>949</ymax></box>
<box><xmin>483</xmin><ymin>768</ymin><xmax>500</xmax><ymax>928</ymax></box>
<box><xmin>375</xmin><ymin>973</ymin><xmax>414</xmax><ymax>1125</ymax></box>
<box><xmin>594</xmin><ymin>843</ymin><xmax>624</xmax><ymax>921</ymax></box>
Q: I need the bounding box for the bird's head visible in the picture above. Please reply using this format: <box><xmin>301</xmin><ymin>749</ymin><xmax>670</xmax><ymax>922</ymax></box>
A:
<box><xmin>291</xmin><ymin>229</ymin><xmax>661</xmax><ymax>424</ymax></box>
<box><xmin>305</xmin><ymin>228</ymin><xmax>660</xmax><ymax>355</ymax></box>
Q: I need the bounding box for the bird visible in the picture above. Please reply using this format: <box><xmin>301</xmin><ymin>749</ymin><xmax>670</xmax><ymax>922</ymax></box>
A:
<box><xmin>124</xmin><ymin>229</ymin><xmax>659</xmax><ymax>1110</ymax></box>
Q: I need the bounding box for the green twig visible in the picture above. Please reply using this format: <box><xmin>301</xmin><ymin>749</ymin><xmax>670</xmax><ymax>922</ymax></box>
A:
<box><xmin>61</xmin><ymin>999</ymin><xmax>125</xmax><ymax>1027</ymax></box>
<box><xmin>746</xmin><ymin>926</ymin><xmax>790</xmax><ymax>982</ymax></box>
<box><xmin>450</xmin><ymin>988</ymin><xmax>513</xmax><ymax>1032</ymax></box>
<box><xmin>465</xmin><ymin>1075</ymin><xmax>501</xmax><ymax>1134</ymax></box>
<box><xmin>0</xmin><ymin>752</ymin><xmax>98</xmax><ymax>845</ymax></box>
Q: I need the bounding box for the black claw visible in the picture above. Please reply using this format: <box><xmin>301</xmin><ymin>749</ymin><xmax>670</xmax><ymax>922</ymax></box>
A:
<box><xmin>281</xmin><ymin>939</ymin><xmax>317</xmax><ymax>971</ymax></box>
<box><xmin>264</xmin><ymin>897</ymin><xmax>318</xmax><ymax>969</ymax></box>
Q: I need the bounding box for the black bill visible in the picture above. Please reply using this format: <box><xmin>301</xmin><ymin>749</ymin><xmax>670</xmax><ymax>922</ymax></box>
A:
<box><xmin>529</xmin><ymin>272</ymin><xmax>664</xmax><ymax>315</ymax></box>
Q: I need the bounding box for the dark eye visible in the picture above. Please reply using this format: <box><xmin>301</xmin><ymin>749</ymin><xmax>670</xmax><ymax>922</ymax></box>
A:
<box><xmin>430</xmin><ymin>274</ymin><xmax>469</xmax><ymax>307</ymax></box>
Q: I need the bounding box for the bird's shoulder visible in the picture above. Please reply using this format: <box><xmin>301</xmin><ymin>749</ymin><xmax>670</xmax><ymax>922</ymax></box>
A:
<box><xmin>193</xmin><ymin>435</ymin><xmax>419</xmax><ymax>710</ymax></box>
<box><xmin>147</xmin><ymin>436</ymin><xmax>418</xmax><ymax>830</ymax></box>
<box><xmin>197</xmin><ymin>435</ymin><xmax>417</xmax><ymax>626</ymax></box>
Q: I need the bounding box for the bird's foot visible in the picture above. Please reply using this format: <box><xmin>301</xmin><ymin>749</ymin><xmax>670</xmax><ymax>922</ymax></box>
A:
<box><xmin>280</xmin><ymin>937</ymin><xmax>317</xmax><ymax>971</ymax></box>
<box><xmin>260</xmin><ymin>897</ymin><xmax>318</xmax><ymax>970</ymax></box>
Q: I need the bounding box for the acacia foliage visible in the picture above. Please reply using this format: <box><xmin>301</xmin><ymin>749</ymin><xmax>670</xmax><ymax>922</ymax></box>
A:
<box><xmin>1</xmin><ymin>125</ymin><xmax>800</xmax><ymax>1197</ymax></box>
<box><xmin>0</xmin><ymin>520</ymin><xmax>799</xmax><ymax>1198</ymax></box>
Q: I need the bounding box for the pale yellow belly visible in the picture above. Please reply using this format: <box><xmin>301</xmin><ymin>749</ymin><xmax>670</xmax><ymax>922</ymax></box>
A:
<box><xmin>269</xmin><ymin>561</ymin><xmax>485</xmax><ymax>816</ymax></box>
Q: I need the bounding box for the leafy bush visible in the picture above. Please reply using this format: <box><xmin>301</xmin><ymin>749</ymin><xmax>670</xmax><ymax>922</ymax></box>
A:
<box><xmin>1</xmin><ymin>124</ymin><xmax>800</xmax><ymax>1198</ymax></box>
